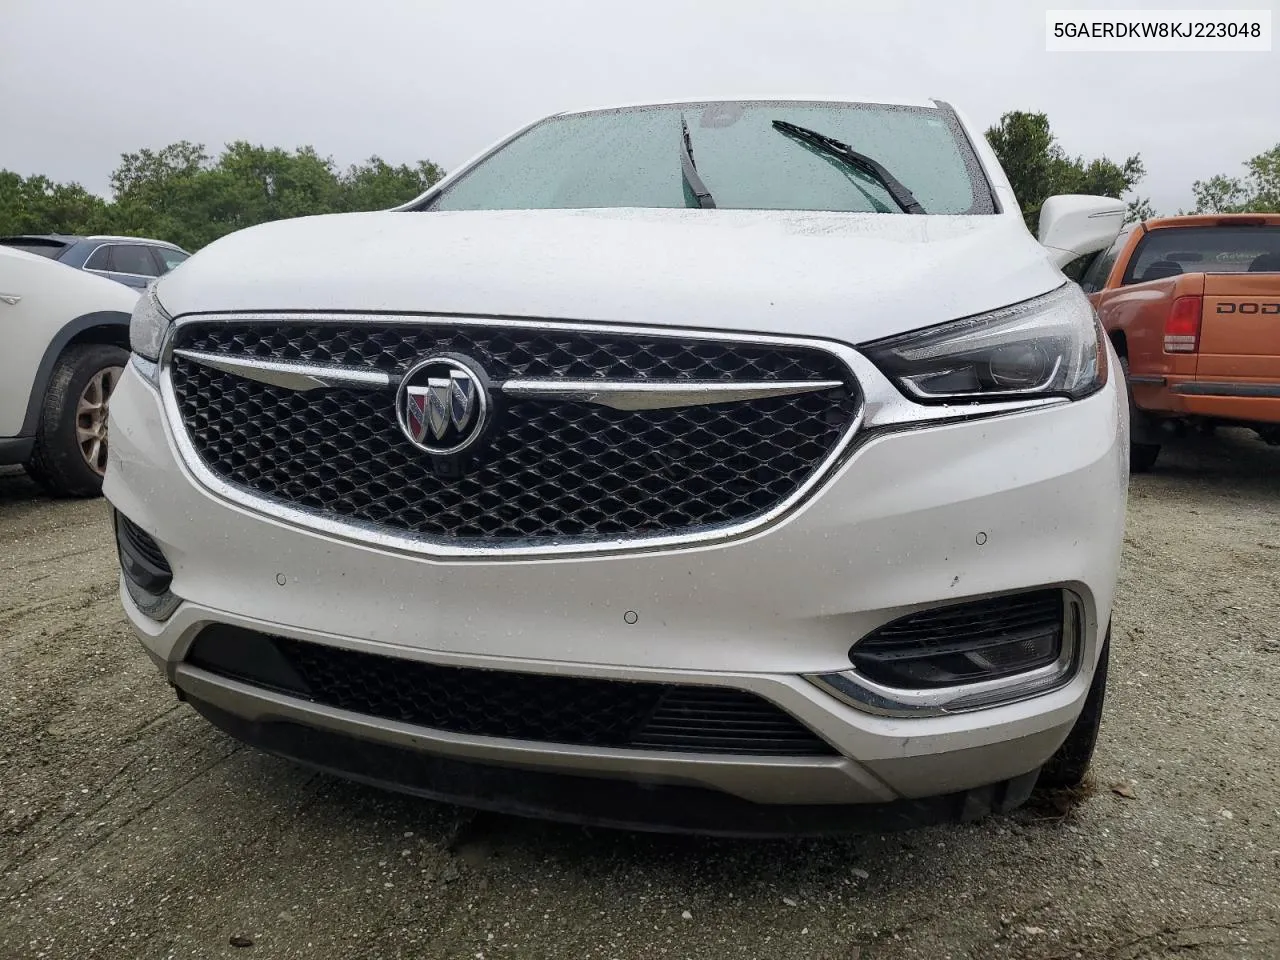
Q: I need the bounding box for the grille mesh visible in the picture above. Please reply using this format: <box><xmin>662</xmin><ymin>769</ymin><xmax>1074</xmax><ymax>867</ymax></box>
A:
<box><xmin>169</xmin><ymin>321</ymin><xmax>859</xmax><ymax>544</ymax></box>
<box><xmin>186</xmin><ymin>627</ymin><xmax>835</xmax><ymax>757</ymax></box>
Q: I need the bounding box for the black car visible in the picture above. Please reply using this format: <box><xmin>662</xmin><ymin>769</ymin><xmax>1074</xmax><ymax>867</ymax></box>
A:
<box><xmin>0</xmin><ymin>234</ymin><xmax>190</xmax><ymax>289</ymax></box>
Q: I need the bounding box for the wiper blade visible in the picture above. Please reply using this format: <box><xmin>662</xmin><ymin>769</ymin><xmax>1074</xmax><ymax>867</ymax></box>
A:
<box><xmin>771</xmin><ymin>120</ymin><xmax>926</xmax><ymax>214</ymax></box>
<box><xmin>680</xmin><ymin>115</ymin><xmax>716</xmax><ymax>209</ymax></box>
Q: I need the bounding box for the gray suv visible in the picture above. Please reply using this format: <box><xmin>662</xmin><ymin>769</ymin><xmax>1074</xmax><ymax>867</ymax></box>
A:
<box><xmin>0</xmin><ymin>234</ymin><xmax>189</xmax><ymax>289</ymax></box>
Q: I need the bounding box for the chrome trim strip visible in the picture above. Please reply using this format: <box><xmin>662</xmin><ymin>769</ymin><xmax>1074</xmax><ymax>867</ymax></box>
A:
<box><xmin>86</xmin><ymin>268</ymin><xmax>158</xmax><ymax>281</ymax></box>
<box><xmin>87</xmin><ymin>234</ymin><xmax>185</xmax><ymax>248</ymax></box>
<box><xmin>172</xmin><ymin>345</ymin><xmax>845</xmax><ymax>410</ymax></box>
<box><xmin>85</xmin><ymin>268</ymin><xmax>158</xmax><ymax>284</ymax></box>
<box><xmin>158</xmin><ymin>312</ymin><xmax>1068</xmax><ymax>561</ymax></box>
<box><xmin>500</xmin><ymin>378</ymin><xmax>846</xmax><ymax>410</ymax></box>
<box><xmin>172</xmin><ymin>348</ymin><xmax>392</xmax><ymax>391</ymax></box>
<box><xmin>806</xmin><ymin>591</ymin><xmax>1084</xmax><ymax>718</ymax></box>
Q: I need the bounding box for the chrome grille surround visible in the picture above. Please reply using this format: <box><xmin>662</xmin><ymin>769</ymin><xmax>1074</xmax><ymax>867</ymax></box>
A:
<box><xmin>158</xmin><ymin>313</ymin><xmax>868</xmax><ymax>560</ymax></box>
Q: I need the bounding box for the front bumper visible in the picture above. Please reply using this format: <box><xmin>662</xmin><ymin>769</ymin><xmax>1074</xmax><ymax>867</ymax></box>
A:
<box><xmin>105</xmin><ymin>357</ymin><xmax>1126</xmax><ymax>822</ymax></box>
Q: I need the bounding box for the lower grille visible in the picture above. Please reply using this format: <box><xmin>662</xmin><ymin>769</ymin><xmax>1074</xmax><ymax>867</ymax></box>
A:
<box><xmin>186</xmin><ymin>626</ymin><xmax>835</xmax><ymax>757</ymax></box>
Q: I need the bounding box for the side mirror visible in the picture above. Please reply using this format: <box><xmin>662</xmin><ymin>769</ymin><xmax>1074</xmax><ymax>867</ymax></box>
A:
<box><xmin>1037</xmin><ymin>195</ymin><xmax>1127</xmax><ymax>269</ymax></box>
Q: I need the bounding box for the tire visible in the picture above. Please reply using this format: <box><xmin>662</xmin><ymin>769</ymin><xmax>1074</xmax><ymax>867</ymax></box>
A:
<box><xmin>1037</xmin><ymin>628</ymin><xmax>1110</xmax><ymax>790</ymax></box>
<box><xmin>24</xmin><ymin>343</ymin><xmax>129</xmax><ymax>498</ymax></box>
<box><xmin>1119</xmin><ymin>356</ymin><xmax>1160</xmax><ymax>473</ymax></box>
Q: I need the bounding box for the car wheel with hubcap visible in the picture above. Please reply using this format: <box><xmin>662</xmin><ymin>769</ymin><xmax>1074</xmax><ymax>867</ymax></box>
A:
<box><xmin>25</xmin><ymin>343</ymin><xmax>129</xmax><ymax>497</ymax></box>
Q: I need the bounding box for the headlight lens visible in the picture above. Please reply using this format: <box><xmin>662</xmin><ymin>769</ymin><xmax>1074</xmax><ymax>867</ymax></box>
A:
<box><xmin>863</xmin><ymin>284</ymin><xmax>1107</xmax><ymax>403</ymax></box>
<box><xmin>129</xmin><ymin>289</ymin><xmax>173</xmax><ymax>362</ymax></box>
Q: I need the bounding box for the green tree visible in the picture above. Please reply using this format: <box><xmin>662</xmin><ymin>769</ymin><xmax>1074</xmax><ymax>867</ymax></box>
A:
<box><xmin>217</xmin><ymin>142</ymin><xmax>343</xmax><ymax>223</ymax></box>
<box><xmin>0</xmin><ymin>171</ymin><xmax>111</xmax><ymax>235</ymax></box>
<box><xmin>1126</xmin><ymin>196</ymin><xmax>1157</xmax><ymax>224</ymax></box>
<box><xmin>985</xmin><ymin>111</ymin><xmax>1149</xmax><ymax>230</ymax></box>
<box><xmin>106</xmin><ymin>141</ymin><xmax>226</xmax><ymax>248</ymax></box>
<box><xmin>339</xmin><ymin>157</ymin><xmax>444</xmax><ymax>212</ymax></box>
<box><xmin>0</xmin><ymin>141</ymin><xmax>446</xmax><ymax>250</ymax></box>
<box><xmin>1191</xmin><ymin>144</ymin><xmax>1280</xmax><ymax>213</ymax></box>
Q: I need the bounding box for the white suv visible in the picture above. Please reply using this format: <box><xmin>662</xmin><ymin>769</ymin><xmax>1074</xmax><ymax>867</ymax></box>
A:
<box><xmin>1</xmin><ymin>246</ymin><xmax>140</xmax><ymax>495</ymax></box>
<box><xmin>106</xmin><ymin>98</ymin><xmax>1128</xmax><ymax>834</ymax></box>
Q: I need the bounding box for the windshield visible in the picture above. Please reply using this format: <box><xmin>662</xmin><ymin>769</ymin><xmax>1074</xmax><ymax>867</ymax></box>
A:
<box><xmin>423</xmin><ymin>101</ymin><xmax>993</xmax><ymax>215</ymax></box>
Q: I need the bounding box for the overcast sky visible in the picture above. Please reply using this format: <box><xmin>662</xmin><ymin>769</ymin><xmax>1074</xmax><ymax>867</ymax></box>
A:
<box><xmin>1</xmin><ymin>0</ymin><xmax>1276</xmax><ymax>216</ymax></box>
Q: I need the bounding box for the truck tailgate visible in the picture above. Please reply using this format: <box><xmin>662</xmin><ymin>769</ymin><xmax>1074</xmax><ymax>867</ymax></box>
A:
<box><xmin>1197</xmin><ymin>274</ymin><xmax>1280</xmax><ymax>380</ymax></box>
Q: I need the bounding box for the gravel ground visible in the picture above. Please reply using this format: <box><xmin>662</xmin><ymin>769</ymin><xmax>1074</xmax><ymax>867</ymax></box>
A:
<box><xmin>1</xmin><ymin>428</ymin><xmax>1278</xmax><ymax>960</ymax></box>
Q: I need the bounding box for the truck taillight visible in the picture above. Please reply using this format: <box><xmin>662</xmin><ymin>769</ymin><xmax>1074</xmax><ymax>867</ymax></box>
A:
<box><xmin>1164</xmin><ymin>296</ymin><xmax>1202</xmax><ymax>353</ymax></box>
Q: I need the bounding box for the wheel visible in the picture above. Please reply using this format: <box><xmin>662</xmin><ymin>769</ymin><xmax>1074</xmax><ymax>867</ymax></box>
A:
<box><xmin>1119</xmin><ymin>357</ymin><xmax>1160</xmax><ymax>473</ymax></box>
<box><xmin>1038</xmin><ymin>628</ymin><xmax>1109</xmax><ymax>789</ymax></box>
<box><xmin>24</xmin><ymin>343</ymin><xmax>129</xmax><ymax>497</ymax></box>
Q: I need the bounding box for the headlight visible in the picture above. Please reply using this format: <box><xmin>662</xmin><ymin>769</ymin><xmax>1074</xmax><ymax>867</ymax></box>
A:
<box><xmin>129</xmin><ymin>289</ymin><xmax>173</xmax><ymax>362</ymax></box>
<box><xmin>862</xmin><ymin>284</ymin><xmax>1107</xmax><ymax>403</ymax></box>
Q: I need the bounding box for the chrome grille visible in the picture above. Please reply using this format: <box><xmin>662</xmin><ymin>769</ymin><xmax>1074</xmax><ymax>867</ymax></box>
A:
<box><xmin>166</xmin><ymin>319</ymin><xmax>861</xmax><ymax>549</ymax></box>
<box><xmin>176</xmin><ymin>321</ymin><xmax>853</xmax><ymax>381</ymax></box>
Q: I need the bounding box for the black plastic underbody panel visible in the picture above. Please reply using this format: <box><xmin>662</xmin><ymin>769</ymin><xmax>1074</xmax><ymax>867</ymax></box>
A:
<box><xmin>188</xmin><ymin>696</ymin><xmax>1040</xmax><ymax>837</ymax></box>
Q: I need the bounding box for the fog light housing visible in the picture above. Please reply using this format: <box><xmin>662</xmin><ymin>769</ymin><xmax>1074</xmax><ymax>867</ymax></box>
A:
<box><xmin>112</xmin><ymin>509</ymin><xmax>180</xmax><ymax>621</ymax></box>
<box><xmin>807</xmin><ymin>589</ymin><xmax>1083</xmax><ymax>717</ymax></box>
<box><xmin>852</xmin><ymin>590</ymin><xmax>1063</xmax><ymax>688</ymax></box>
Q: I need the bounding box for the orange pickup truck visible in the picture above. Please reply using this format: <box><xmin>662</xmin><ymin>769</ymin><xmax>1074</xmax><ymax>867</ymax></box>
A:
<box><xmin>1080</xmin><ymin>213</ymin><xmax>1280</xmax><ymax>470</ymax></box>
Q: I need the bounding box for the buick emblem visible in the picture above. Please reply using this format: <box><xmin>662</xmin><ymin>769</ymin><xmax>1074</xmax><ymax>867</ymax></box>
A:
<box><xmin>396</xmin><ymin>355</ymin><xmax>490</xmax><ymax>455</ymax></box>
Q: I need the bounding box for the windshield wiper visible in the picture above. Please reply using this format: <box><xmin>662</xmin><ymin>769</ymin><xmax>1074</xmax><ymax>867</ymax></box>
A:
<box><xmin>771</xmin><ymin>120</ymin><xmax>925</xmax><ymax>214</ymax></box>
<box><xmin>680</xmin><ymin>116</ymin><xmax>717</xmax><ymax>209</ymax></box>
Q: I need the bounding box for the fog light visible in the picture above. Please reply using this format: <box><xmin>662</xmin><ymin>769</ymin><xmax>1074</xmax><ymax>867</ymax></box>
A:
<box><xmin>851</xmin><ymin>590</ymin><xmax>1063</xmax><ymax>689</ymax></box>
<box><xmin>112</xmin><ymin>510</ymin><xmax>179</xmax><ymax>620</ymax></box>
<box><xmin>807</xmin><ymin>589</ymin><xmax>1082</xmax><ymax>717</ymax></box>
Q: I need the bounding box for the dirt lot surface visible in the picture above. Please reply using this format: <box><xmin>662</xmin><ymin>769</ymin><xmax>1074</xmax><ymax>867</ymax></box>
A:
<box><xmin>2</xmin><ymin>429</ymin><xmax>1278</xmax><ymax>960</ymax></box>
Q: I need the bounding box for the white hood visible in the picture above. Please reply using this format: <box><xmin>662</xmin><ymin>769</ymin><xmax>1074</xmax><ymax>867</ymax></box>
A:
<box><xmin>157</xmin><ymin>208</ymin><xmax>1065</xmax><ymax>343</ymax></box>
